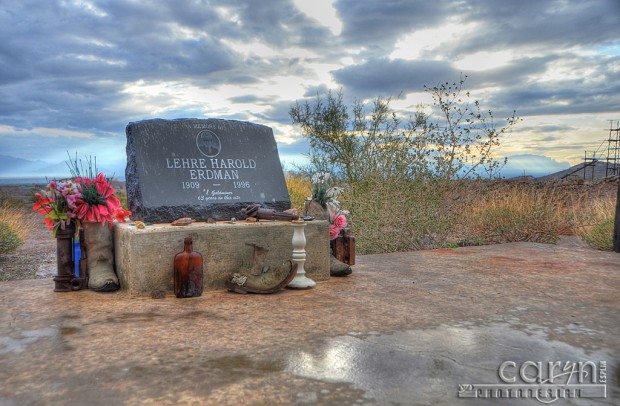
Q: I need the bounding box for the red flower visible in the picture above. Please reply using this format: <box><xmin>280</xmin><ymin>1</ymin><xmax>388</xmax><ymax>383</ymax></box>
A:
<box><xmin>329</xmin><ymin>224</ymin><xmax>341</xmax><ymax>240</ymax></box>
<box><xmin>73</xmin><ymin>173</ymin><xmax>121</xmax><ymax>226</ymax></box>
<box><xmin>43</xmin><ymin>217</ymin><xmax>56</xmax><ymax>231</ymax></box>
<box><xmin>333</xmin><ymin>214</ymin><xmax>347</xmax><ymax>229</ymax></box>
<box><xmin>114</xmin><ymin>207</ymin><xmax>132</xmax><ymax>222</ymax></box>
<box><xmin>32</xmin><ymin>196</ymin><xmax>53</xmax><ymax>214</ymax></box>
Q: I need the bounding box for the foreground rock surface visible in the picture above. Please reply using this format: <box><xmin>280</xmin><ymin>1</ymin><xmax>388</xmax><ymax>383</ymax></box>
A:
<box><xmin>0</xmin><ymin>237</ymin><xmax>618</xmax><ymax>405</ymax></box>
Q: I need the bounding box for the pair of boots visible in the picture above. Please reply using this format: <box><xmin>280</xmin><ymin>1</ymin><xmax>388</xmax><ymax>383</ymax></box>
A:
<box><xmin>330</xmin><ymin>255</ymin><xmax>352</xmax><ymax>277</ymax></box>
<box><xmin>82</xmin><ymin>222</ymin><xmax>119</xmax><ymax>292</ymax></box>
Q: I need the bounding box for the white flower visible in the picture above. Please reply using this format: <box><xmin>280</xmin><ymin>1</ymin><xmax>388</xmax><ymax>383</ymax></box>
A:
<box><xmin>325</xmin><ymin>186</ymin><xmax>344</xmax><ymax>198</ymax></box>
<box><xmin>311</xmin><ymin>172</ymin><xmax>331</xmax><ymax>184</ymax></box>
<box><xmin>326</xmin><ymin>201</ymin><xmax>339</xmax><ymax>217</ymax></box>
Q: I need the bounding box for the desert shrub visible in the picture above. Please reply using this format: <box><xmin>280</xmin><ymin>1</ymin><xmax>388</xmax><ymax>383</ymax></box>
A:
<box><xmin>574</xmin><ymin>196</ymin><xmax>616</xmax><ymax>250</ymax></box>
<box><xmin>286</xmin><ymin>173</ymin><xmax>312</xmax><ymax>212</ymax></box>
<box><xmin>340</xmin><ymin>176</ymin><xmax>456</xmax><ymax>254</ymax></box>
<box><xmin>0</xmin><ymin>222</ymin><xmax>23</xmax><ymax>254</ymax></box>
<box><xmin>467</xmin><ymin>205</ymin><xmax>559</xmax><ymax>244</ymax></box>
<box><xmin>0</xmin><ymin>204</ymin><xmax>35</xmax><ymax>253</ymax></box>
<box><xmin>580</xmin><ymin>218</ymin><xmax>614</xmax><ymax>250</ymax></box>
<box><xmin>457</xmin><ymin>182</ymin><xmax>560</xmax><ymax>244</ymax></box>
<box><xmin>289</xmin><ymin>77</ymin><xmax>519</xmax><ymax>184</ymax></box>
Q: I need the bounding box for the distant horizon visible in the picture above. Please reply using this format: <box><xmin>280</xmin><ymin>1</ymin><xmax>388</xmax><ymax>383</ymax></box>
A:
<box><xmin>0</xmin><ymin>152</ymin><xmax>592</xmax><ymax>185</ymax></box>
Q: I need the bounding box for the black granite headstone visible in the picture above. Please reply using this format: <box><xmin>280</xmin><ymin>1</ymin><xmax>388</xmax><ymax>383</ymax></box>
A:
<box><xmin>125</xmin><ymin>118</ymin><xmax>291</xmax><ymax>223</ymax></box>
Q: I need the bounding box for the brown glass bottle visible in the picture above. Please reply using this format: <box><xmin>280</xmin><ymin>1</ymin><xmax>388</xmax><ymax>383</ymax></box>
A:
<box><xmin>174</xmin><ymin>238</ymin><xmax>203</xmax><ymax>298</ymax></box>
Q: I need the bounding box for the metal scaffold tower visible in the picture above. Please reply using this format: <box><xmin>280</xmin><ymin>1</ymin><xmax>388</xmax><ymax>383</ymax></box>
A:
<box><xmin>580</xmin><ymin>150</ymin><xmax>599</xmax><ymax>181</ymax></box>
<box><xmin>605</xmin><ymin>119</ymin><xmax>620</xmax><ymax>177</ymax></box>
<box><xmin>567</xmin><ymin>120</ymin><xmax>620</xmax><ymax>180</ymax></box>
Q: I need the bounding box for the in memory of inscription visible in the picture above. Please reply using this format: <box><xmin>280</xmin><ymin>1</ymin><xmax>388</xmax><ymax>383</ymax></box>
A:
<box><xmin>125</xmin><ymin>118</ymin><xmax>291</xmax><ymax>223</ymax></box>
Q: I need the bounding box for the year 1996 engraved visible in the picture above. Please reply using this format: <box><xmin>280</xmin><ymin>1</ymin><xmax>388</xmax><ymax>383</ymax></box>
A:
<box><xmin>182</xmin><ymin>181</ymin><xmax>200</xmax><ymax>189</ymax></box>
<box><xmin>233</xmin><ymin>181</ymin><xmax>250</xmax><ymax>188</ymax></box>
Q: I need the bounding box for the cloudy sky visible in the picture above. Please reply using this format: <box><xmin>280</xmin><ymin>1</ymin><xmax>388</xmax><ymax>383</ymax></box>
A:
<box><xmin>1</xmin><ymin>0</ymin><xmax>619</xmax><ymax>179</ymax></box>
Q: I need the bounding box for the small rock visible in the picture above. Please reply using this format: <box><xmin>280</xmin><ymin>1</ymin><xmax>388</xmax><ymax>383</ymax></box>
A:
<box><xmin>171</xmin><ymin>217</ymin><xmax>195</xmax><ymax>226</ymax></box>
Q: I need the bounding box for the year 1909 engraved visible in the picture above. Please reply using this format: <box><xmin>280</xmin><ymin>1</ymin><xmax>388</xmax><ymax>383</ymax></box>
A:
<box><xmin>182</xmin><ymin>181</ymin><xmax>200</xmax><ymax>189</ymax></box>
<box><xmin>233</xmin><ymin>181</ymin><xmax>250</xmax><ymax>188</ymax></box>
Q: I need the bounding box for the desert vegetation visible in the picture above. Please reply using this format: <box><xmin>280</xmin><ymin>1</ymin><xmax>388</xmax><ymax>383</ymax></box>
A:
<box><xmin>287</xmin><ymin>77</ymin><xmax>618</xmax><ymax>253</ymax></box>
<box><xmin>286</xmin><ymin>174</ymin><xmax>617</xmax><ymax>253</ymax></box>
<box><xmin>0</xmin><ymin>191</ymin><xmax>36</xmax><ymax>254</ymax></box>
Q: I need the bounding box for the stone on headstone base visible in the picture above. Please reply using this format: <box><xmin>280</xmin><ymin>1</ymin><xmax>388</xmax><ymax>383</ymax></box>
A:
<box><xmin>114</xmin><ymin>220</ymin><xmax>330</xmax><ymax>296</ymax></box>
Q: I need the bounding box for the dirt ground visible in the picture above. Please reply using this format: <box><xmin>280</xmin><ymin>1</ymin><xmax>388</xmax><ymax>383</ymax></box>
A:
<box><xmin>0</xmin><ymin>181</ymin><xmax>127</xmax><ymax>282</ymax></box>
<box><xmin>0</xmin><ymin>211</ymin><xmax>56</xmax><ymax>282</ymax></box>
<box><xmin>0</xmin><ymin>183</ymin><xmax>60</xmax><ymax>281</ymax></box>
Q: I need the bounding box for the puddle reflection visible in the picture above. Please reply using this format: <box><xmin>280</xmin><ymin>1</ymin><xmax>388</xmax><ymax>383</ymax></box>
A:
<box><xmin>286</xmin><ymin>323</ymin><xmax>615</xmax><ymax>405</ymax></box>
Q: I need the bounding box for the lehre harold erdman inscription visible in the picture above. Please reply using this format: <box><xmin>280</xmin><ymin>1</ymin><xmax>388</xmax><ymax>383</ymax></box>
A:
<box><xmin>125</xmin><ymin>118</ymin><xmax>291</xmax><ymax>223</ymax></box>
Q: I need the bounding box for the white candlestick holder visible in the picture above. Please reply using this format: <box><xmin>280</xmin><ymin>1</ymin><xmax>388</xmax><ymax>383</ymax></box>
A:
<box><xmin>287</xmin><ymin>221</ymin><xmax>315</xmax><ymax>289</ymax></box>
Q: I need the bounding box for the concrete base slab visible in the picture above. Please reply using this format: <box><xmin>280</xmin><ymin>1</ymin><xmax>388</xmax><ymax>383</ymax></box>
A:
<box><xmin>0</xmin><ymin>237</ymin><xmax>618</xmax><ymax>404</ymax></box>
<box><xmin>114</xmin><ymin>220</ymin><xmax>330</xmax><ymax>296</ymax></box>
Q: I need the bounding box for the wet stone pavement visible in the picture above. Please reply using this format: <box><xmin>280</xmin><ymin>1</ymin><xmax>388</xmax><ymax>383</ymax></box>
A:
<box><xmin>0</xmin><ymin>237</ymin><xmax>618</xmax><ymax>405</ymax></box>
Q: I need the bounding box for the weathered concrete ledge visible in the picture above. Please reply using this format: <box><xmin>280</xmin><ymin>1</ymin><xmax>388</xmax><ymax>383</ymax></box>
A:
<box><xmin>114</xmin><ymin>220</ymin><xmax>329</xmax><ymax>295</ymax></box>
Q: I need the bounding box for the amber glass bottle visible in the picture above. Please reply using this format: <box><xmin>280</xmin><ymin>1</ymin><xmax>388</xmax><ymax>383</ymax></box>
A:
<box><xmin>174</xmin><ymin>238</ymin><xmax>203</xmax><ymax>298</ymax></box>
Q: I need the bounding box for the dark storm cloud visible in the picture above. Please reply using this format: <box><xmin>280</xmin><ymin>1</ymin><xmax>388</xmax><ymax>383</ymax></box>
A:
<box><xmin>330</xmin><ymin>0</ymin><xmax>620</xmax><ymax>119</ymax></box>
<box><xmin>303</xmin><ymin>84</ymin><xmax>330</xmax><ymax>98</ymax></box>
<box><xmin>0</xmin><ymin>0</ymin><xmax>323</xmax><ymax>148</ymax></box>
<box><xmin>333</xmin><ymin>58</ymin><xmax>457</xmax><ymax>97</ymax></box>
<box><xmin>464</xmin><ymin>55</ymin><xmax>557</xmax><ymax>88</ymax></box>
<box><xmin>228</xmin><ymin>95</ymin><xmax>264</xmax><ymax>104</ymax></box>
<box><xmin>490</xmin><ymin>73</ymin><xmax>620</xmax><ymax>117</ymax></box>
<box><xmin>452</xmin><ymin>0</ymin><xmax>620</xmax><ymax>56</ymax></box>
<box><xmin>255</xmin><ymin>100</ymin><xmax>299</xmax><ymax>126</ymax></box>
<box><xmin>335</xmin><ymin>0</ymin><xmax>448</xmax><ymax>49</ymax></box>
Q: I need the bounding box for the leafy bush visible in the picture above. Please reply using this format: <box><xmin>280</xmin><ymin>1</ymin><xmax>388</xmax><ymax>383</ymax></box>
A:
<box><xmin>289</xmin><ymin>77</ymin><xmax>519</xmax><ymax>183</ymax></box>
<box><xmin>341</xmin><ymin>176</ymin><xmax>456</xmax><ymax>254</ymax></box>
<box><xmin>574</xmin><ymin>196</ymin><xmax>616</xmax><ymax>250</ymax></box>
<box><xmin>0</xmin><ymin>222</ymin><xmax>23</xmax><ymax>254</ymax></box>
<box><xmin>580</xmin><ymin>218</ymin><xmax>614</xmax><ymax>250</ymax></box>
<box><xmin>0</xmin><ymin>204</ymin><xmax>34</xmax><ymax>254</ymax></box>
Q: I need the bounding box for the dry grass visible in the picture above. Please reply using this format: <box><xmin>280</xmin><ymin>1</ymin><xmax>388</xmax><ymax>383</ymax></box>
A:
<box><xmin>340</xmin><ymin>176</ymin><xmax>455</xmax><ymax>254</ymax></box>
<box><xmin>572</xmin><ymin>195</ymin><xmax>616</xmax><ymax>250</ymax></box>
<box><xmin>457</xmin><ymin>181</ymin><xmax>561</xmax><ymax>244</ymax></box>
<box><xmin>449</xmin><ymin>179</ymin><xmax>618</xmax><ymax>246</ymax></box>
<box><xmin>0</xmin><ymin>204</ymin><xmax>36</xmax><ymax>253</ymax></box>
<box><xmin>288</xmin><ymin>174</ymin><xmax>618</xmax><ymax>255</ymax></box>
<box><xmin>286</xmin><ymin>173</ymin><xmax>312</xmax><ymax>213</ymax></box>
